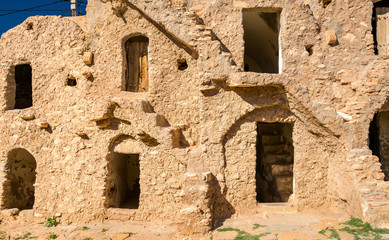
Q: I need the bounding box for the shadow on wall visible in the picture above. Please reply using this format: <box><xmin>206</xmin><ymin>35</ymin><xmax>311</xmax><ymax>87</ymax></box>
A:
<box><xmin>210</xmin><ymin>174</ymin><xmax>236</xmax><ymax>229</ymax></box>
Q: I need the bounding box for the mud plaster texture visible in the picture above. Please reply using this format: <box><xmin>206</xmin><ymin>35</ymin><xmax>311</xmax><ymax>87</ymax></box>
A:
<box><xmin>0</xmin><ymin>0</ymin><xmax>389</xmax><ymax>236</ymax></box>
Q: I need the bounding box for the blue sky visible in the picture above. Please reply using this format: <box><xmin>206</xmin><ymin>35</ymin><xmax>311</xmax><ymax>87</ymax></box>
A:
<box><xmin>0</xmin><ymin>0</ymin><xmax>87</xmax><ymax>35</ymax></box>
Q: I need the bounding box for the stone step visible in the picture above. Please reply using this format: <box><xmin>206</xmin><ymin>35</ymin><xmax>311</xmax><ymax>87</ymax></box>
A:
<box><xmin>275</xmin><ymin>176</ymin><xmax>293</xmax><ymax>190</ymax></box>
<box><xmin>264</xmin><ymin>154</ymin><xmax>293</xmax><ymax>165</ymax></box>
<box><xmin>257</xmin><ymin>202</ymin><xmax>297</xmax><ymax>213</ymax></box>
<box><xmin>259</xmin><ymin>130</ymin><xmax>282</xmax><ymax>136</ymax></box>
<box><xmin>262</xmin><ymin>144</ymin><xmax>286</xmax><ymax>154</ymax></box>
<box><xmin>271</xmin><ymin>164</ymin><xmax>293</xmax><ymax>176</ymax></box>
<box><xmin>261</xmin><ymin>135</ymin><xmax>284</xmax><ymax>145</ymax></box>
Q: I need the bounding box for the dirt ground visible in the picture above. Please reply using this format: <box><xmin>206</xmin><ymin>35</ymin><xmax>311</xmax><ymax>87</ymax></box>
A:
<box><xmin>0</xmin><ymin>210</ymin><xmax>388</xmax><ymax>240</ymax></box>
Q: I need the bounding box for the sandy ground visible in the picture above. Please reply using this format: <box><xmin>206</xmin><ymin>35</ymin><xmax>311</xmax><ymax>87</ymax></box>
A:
<box><xmin>0</xmin><ymin>210</ymin><xmax>388</xmax><ymax>240</ymax></box>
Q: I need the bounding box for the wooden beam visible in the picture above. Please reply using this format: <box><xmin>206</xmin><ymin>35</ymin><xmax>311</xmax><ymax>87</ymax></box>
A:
<box><xmin>125</xmin><ymin>1</ymin><xmax>199</xmax><ymax>59</ymax></box>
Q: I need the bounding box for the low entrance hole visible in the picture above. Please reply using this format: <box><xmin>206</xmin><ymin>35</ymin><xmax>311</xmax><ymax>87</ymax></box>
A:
<box><xmin>108</xmin><ymin>153</ymin><xmax>140</xmax><ymax>209</ymax></box>
<box><xmin>3</xmin><ymin>148</ymin><xmax>37</xmax><ymax>210</ymax></box>
<box><xmin>243</xmin><ymin>8</ymin><xmax>281</xmax><ymax>73</ymax></box>
<box><xmin>256</xmin><ymin>122</ymin><xmax>294</xmax><ymax>202</ymax></box>
<box><xmin>369</xmin><ymin>112</ymin><xmax>389</xmax><ymax>181</ymax></box>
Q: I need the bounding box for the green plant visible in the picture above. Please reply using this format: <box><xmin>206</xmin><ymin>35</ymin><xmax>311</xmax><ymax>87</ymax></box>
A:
<box><xmin>319</xmin><ymin>217</ymin><xmax>389</xmax><ymax>240</ymax></box>
<box><xmin>0</xmin><ymin>232</ymin><xmax>6</xmax><ymax>240</ymax></box>
<box><xmin>82</xmin><ymin>238</ymin><xmax>92</xmax><ymax>240</ymax></box>
<box><xmin>121</xmin><ymin>232</ymin><xmax>136</xmax><ymax>236</ymax></box>
<box><xmin>48</xmin><ymin>233</ymin><xmax>58</xmax><ymax>239</ymax></box>
<box><xmin>14</xmin><ymin>232</ymin><xmax>34</xmax><ymax>240</ymax></box>
<box><xmin>101</xmin><ymin>228</ymin><xmax>108</xmax><ymax>232</ymax></box>
<box><xmin>217</xmin><ymin>226</ymin><xmax>270</xmax><ymax>240</ymax></box>
<box><xmin>44</xmin><ymin>217</ymin><xmax>59</xmax><ymax>228</ymax></box>
<box><xmin>252</xmin><ymin>224</ymin><xmax>265</xmax><ymax>230</ymax></box>
<box><xmin>82</xmin><ymin>226</ymin><xmax>90</xmax><ymax>231</ymax></box>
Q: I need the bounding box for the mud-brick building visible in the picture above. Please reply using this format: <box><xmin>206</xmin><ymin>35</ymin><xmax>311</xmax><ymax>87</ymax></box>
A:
<box><xmin>0</xmin><ymin>0</ymin><xmax>389</xmax><ymax>235</ymax></box>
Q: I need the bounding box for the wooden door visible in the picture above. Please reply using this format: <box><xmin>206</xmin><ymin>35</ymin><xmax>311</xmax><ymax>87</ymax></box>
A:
<box><xmin>125</xmin><ymin>36</ymin><xmax>149</xmax><ymax>92</ymax></box>
<box><xmin>376</xmin><ymin>7</ymin><xmax>389</xmax><ymax>55</ymax></box>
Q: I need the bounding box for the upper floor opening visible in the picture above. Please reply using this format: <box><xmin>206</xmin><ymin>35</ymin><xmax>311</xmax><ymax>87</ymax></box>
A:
<box><xmin>5</xmin><ymin>64</ymin><xmax>33</xmax><ymax>110</ymax></box>
<box><xmin>372</xmin><ymin>0</ymin><xmax>389</xmax><ymax>55</ymax></box>
<box><xmin>243</xmin><ymin>8</ymin><xmax>282</xmax><ymax>74</ymax></box>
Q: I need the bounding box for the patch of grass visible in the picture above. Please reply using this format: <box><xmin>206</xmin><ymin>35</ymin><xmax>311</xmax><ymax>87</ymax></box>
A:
<box><xmin>342</xmin><ymin>216</ymin><xmax>364</xmax><ymax>227</ymax></box>
<box><xmin>328</xmin><ymin>229</ymin><xmax>341</xmax><ymax>240</ymax></box>
<box><xmin>319</xmin><ymin>229</ymin><xmax>340</xmax><ymax>240</ymax></box>
<box><xmin>82</xmin><ymin>226</ymin><xmax>90</xmax><ymax>231</ymax></box>
<box><xmin>101</xmin><ymin>228</ymin><xmax>108</xmax><ymax>232</ymax></box>
<box><xmin>319</xmin><ymin>217</ymin><xmax>389</xmax><ymax>240</ymax></box>
<box><xmin>48</xmin><ymin>233</ymin><xmax>58</xmax><ymax>239</ymax></box>
<box><xmin>44</xmin><ymin>217</ymin><xmax>59</xmax><ymax>228</ymax></box>
<box><xmin>217</xmin><ymin>225</ymin><xmax>270</xmax><ymax>240</ymax></box>
<box><xmin>252</xmin><ymin>224</ymin><xmax>265</xmax><ymax>230</ymax></box>
<box><xmin>82</xmin><ymin>238</ymin><xmax>92</xmax><ymax>240</ymax></box>
<box><xmin>14</xmin><ymin>232</ymin><xmax>36</xmax><ymax>240</ymax></box>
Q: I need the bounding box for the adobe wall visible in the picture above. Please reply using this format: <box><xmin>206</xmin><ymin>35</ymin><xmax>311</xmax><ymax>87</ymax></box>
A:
<box><xmin>0</xmin><ymin>7</ymin><xmax>199</xmax><ymax>222</ymax></box>
<box><xmin>0</xmin><ymin>0</ymin><xmax>388</xmax><ymax>232</ymax></box>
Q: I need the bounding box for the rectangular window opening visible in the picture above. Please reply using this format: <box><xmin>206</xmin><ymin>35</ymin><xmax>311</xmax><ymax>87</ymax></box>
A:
<box><xmin>108</xmin><ymin>153</ymin><xmax>140</xmax><ymax>209</ymax></box>
<box><xmin>373</xmin><ymin>1</ymin><xmax>389</xmax><ymax>55</ymax></box>
<box><xmin>14</xmin><ymin>64</ymin><xmax>32</xmax><ymax>109</ymax></box>
<box><xmin>243</xmin><ymin>8</ymin><xmax>281</xmax><ymax>73</ymax></box>
<box><xmin>256</xmin><ymin>122</ymin><xmax>294</xmax><ymax>203</ymax></box>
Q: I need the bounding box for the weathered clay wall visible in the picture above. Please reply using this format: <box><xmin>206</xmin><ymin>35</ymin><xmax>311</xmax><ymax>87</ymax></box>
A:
<box><xmin>0</xmin><ymin>9</ymin><xmax>195</xmax><ymax>222</ymax></box>
<box><xmin>0</xmin><ymin>0</ymin><xmax>388</xmax><ymax>230</ymax></box>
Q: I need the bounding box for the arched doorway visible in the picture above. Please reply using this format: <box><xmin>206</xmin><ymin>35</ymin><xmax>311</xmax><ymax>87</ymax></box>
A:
<box><xmin>2</xmin><ymin>148</ymin><xmax>37</xmax><ymax>210</ymax></box>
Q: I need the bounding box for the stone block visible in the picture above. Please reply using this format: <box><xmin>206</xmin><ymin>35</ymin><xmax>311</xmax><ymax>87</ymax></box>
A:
<box><xmin>112</xmin><ymin>233</ymin><xmax>131</xmax><ymax>240</ymax></box>
<box><xmin>373</xmin><ymin>172</ymin><xmax>385</xmax><ymax>180</ymax></box>
<box><xmin>83</xmin><ymin>52</ymin><xmax>93</xmax><ymax>65</ymax></box>
<box><xmin>325</xmin><ymin>30</ymin><xmax>337</xmax><ymax>45</ymax></box>
<box><xmin>38</xmin><ymin>121</ymin><xmax>49</xmax><ymax>129</ymax></box>
<box><xmin>1</xmin><ymin>208</ymin><xmax>19</xmax><ymax>216</ymax></box>
<box><xmin>21</xmin><ymin>114</ymin><xmax>35</xmax><ymax>120</ymax></box>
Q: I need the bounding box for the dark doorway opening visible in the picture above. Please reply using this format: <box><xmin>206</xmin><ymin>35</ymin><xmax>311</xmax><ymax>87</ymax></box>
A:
<box><xmin>2</xmin><ymin>148</ymin><xmax>37</xmax><ymax>210</ymax></box>
<box><xmin>14</xmin><ymin>64</ymin><xmax>32</xmax><ymax>109</ymax></box>
<box><xmin>369</xmin><ymin>112</ymin><xmax>389</xmax><ymax>181</ymax></box>
<box><xmin>243</xmin><ymin>9</ymin><xmax>281</xmax><ymax>73</ymax></box>
<box><xmin>108</xmin><ymin>153</ymin><xmax>140</xmax><ymax>209</ymax></box>
<box><xmin>372</xmin><ymin>1</ymin><xmax>389</xmax><ymax>55</ymax></box>
<box><xmin>256</xmin><ymin>122</ymin><xmax>294</xmax><ymax>202</ymax></box>
<box><xmin>124</xmin><ymin>36</ymin><xmax>149</xmax><ymax>92</ymax></box>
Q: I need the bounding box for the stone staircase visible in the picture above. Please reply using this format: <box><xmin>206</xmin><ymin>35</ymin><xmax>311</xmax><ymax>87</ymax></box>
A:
<box><xmin>89</xmin><ymin>98</ymin><xmax>188</xmax><ymax>149</ymax></box>
<box><xmin>347</xmin><ymin>149</ymin><xmax>389</xmax><ymax>225</ymax></box>
<box><xmin>257</xmin><ymin>124</ymin><xmax>294</xmax><ymax>203</ymax></box>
